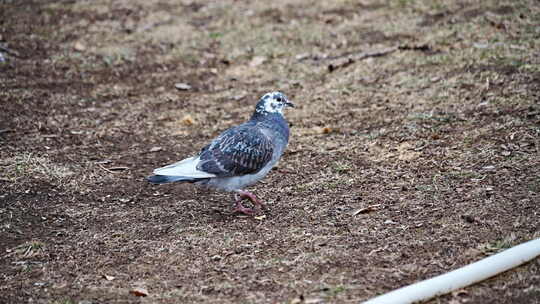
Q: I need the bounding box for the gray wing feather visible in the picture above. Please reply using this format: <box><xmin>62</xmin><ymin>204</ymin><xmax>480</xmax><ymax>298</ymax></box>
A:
<box><xmin>197</xmin><ymin>125</ymin><xmax>273</xmax><ymax>177</ymax></box>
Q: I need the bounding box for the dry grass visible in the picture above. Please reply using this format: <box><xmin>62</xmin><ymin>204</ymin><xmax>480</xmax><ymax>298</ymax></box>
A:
<box><xmin>1</xmin><ymin>0</ymin><xmax>539</xmax><ymax>303</ymax></box>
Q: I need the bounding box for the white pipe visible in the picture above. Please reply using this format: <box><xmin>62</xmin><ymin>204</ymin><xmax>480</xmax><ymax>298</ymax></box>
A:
<box><xmin>363</xmin><ymin>238</ymin><xmax>540</xmax><ymax>304</ymax></box>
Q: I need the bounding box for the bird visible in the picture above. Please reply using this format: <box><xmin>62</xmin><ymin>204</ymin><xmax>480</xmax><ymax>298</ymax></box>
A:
<box><xmin>147</xmin><ymin>91</ymin><xmax>294</xmax><ymax>215</ymax></box>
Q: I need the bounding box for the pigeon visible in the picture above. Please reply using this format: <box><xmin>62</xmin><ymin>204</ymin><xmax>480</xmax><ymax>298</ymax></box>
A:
<box><xmin>147</xmin><ymin>91</ymin><xmax>294</xmax><ymax>215</ymax></box>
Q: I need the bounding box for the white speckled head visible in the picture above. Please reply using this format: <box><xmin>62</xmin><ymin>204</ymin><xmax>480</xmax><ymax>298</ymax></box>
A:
<box><xmin>255</xmin><ymin>91</ymin><xmax>294</xmax><ymax>115</ymax></box>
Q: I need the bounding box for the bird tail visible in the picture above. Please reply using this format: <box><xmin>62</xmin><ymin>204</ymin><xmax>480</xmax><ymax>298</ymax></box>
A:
<box><xmin>147</xmin><ymin>156</ymin><xmax>216</xmax><ymax>185</ymax></box>
<box><xmin>146</xmin><ymin>175</ymin><xmax>203</xmax><ymax>184</ymax></box>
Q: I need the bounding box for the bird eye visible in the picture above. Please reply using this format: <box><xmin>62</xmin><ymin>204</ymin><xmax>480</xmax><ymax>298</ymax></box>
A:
<box><xmin>276</xmin><ymin>97</ymin><xmax>282</xmax><ymax>102</ymax></box>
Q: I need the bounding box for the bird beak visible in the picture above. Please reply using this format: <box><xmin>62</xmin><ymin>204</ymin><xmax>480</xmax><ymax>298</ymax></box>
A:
<box><xmin>285</xmin><ymin>101</ymin><xmax>295</xmax><ymax>108</ymax></box>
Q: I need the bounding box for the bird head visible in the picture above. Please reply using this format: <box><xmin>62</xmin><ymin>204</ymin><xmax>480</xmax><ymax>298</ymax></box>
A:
<box><xmin>254</xmin><ymin>91</ymin><xmax>294</xmax><ymax>115</ymax></box>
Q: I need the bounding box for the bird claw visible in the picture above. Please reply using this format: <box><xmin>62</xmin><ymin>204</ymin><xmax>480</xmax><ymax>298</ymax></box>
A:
<box><xmin>233</xmin><ymin>205</ymin><xmax>258</xmax><ymax>215</ymax></box>
<box><xmin>233</xmin><ymin>190</ymin><xmax>264</xmax><ymax>215</ymax></box>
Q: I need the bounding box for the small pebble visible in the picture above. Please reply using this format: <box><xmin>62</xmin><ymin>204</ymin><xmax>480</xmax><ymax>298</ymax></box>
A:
<box><xmin>175</xmin><ymin>82</ymin><xmax>192</xmax><ymax>91</ymax></box>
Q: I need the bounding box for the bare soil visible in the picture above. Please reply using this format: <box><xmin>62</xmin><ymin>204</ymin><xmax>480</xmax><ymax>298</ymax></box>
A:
<box><xmin>1</xmin><ymin>1</ymin><xmax>539</xmax><ymax>303</ymax></box>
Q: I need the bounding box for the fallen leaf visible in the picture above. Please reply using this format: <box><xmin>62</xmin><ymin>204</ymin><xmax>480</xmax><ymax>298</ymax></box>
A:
<box><xmin>180</xmin><ymin>114</ymin><xmax>195</xmax><ymax>126</ymax></box>
<box><xmin>352</xmin><ymin>204</ymin><xmax>380</xmax><ymax>216</ymax></box>
<box><xmin>290</xmin><ymin>296</ymin><xmax>303</xmax><ymax>304</ymax></box>
<box><xmin>74</xmin><ymin>41</ymin><xmax>86</xmax><ymax>52</ymax></box>
<box><xmin>174</xmin><ymin>82</ymin><xmax>192</xmax><ymax>91</ymax></box>
<box><xmin>149</xmin><ymin>146</ymin><xmax>162</xmax><ymax>153</ymax></box>
<box><xmin>129</xmin><ymin>288</ymin><xmax>148</xmax><ymax>297</ymax></box>
<box><xmin>295</xmin><ymin>53</ymin><xmax>310</xmax><ymax>60</ymax></box>
<box><xmin>254</xmin><ymin>215</ymin><xmax>266</xmax><ymax>221</ymax></box>
<box><xmin>102</xmin><ymin>274</ymin><xmax>115</xmax><ymax>281</ymax></box>
<box><xmin>312</xmin><ymin>126</ymin><xmax>334</xmax><ymax>134</ymax></box>
<box><xmin>249</xmin><ymin>56</ymin><xmax>267</xmax><ymax>67</ymax></box>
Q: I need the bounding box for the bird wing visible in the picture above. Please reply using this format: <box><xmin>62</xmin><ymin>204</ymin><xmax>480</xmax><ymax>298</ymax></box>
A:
<box><xmin>197</xmin><ymin>124</ymin><xmax>274</xmax><ymax>177</ymax></box>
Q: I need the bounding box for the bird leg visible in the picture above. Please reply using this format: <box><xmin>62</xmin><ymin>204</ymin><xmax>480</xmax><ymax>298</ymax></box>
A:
<box><xmin>233</xmin><ymin>190</ymin><xmax>265</xmax><ymax>215</ymax></box>
<box><xmin>233</xmin><ymin>198</ymin><xmax>256</xmax><ymax>215</ymax></box>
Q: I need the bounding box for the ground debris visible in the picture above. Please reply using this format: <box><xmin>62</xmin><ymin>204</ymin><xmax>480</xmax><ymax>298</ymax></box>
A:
<box><xmin>461</xmin><ymin>214</ymin><xmax>476</xmax><ymax>223</ymax></box>
<box><xmin>102</xmin><ymin>274</ymin><xmax>115</xmax><ymax>281</ymax></box>
<box><xmin>249</xmin><ymin>55</ymin><xmax>267</xmax><ymax>67</ymax></box>
<box><xmin>2</xmin><ymin>1</ymin><xmax>538</xmax><ymax>303</ymax></box>
<box><xmin>327</xmin><ymin>46</ymin><xmax>398</xmax><ymax>72</ymax></box>
<box><xmin>352</xmin><ymin>204</ymin><xmax>381</xmax><ymax>216</ymax></box>
<box><xmin>98</xmin><ymin>164</ymin><xmax>129</xmax><ymax>173</ymax></box>
<box><xmin>73</xmin><ymin>41</ymin><xmax>86</xmax><ymax>52</ymax></box>
<box><xmin>106</xmin><ymin>166</ymin><xmax>129</xmax><ymax>171</ymax></box>
<box><xmin>180</xmin><ymin>114</ymin><xmax>195</xmax><ymax>126</ymax></box>
<box><xmin>315</xmin><ymin>127</ymin><xmax>334</xmax><ymax>134</ymax></box>
<box><xmin>174</xmin><ymin>82</ymin><xmax>192</xmax><ymax>91</ymax></box>
<box><xmin>295</xmin><ymin>53</ymin><xmax>310</xmax><ymax>60</ymax></box>
<box><xmin>148</xmin><ymin>146</ymin><xmax>163</xmax><ymax>153</ymax></box>
<box><xmin>398</xmin><ymin>43</ymin><xmax>434</xmax><ymax>52</ymax></box>
<box><xmin>129</xmin><ymin>287</ymin><xmax>149</xmax><ymax>297</ymax></box>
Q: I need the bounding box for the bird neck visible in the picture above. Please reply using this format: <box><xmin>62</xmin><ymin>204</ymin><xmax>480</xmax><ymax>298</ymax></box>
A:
<box><xmin>251</xmin><ymin>112</ymin><xmax>290</xmax><ymax>141</ymax></box>
<box><xmin>250</xmin><ymin>110</ymin><xmax>286</xmax><ymax>122</ymax></box>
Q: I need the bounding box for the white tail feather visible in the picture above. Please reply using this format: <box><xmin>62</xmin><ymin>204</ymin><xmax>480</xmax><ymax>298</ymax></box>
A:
<box><xmin>153</xmin><ymin>156</ymin><xmax>216</xmax><ymax>178</ymax></box>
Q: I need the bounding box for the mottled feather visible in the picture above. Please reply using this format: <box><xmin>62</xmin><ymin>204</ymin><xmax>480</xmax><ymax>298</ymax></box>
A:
<box><xmin>197</xmin><ymin>123</ymin><xmax>273</xmax><ymax>176</ymax></box>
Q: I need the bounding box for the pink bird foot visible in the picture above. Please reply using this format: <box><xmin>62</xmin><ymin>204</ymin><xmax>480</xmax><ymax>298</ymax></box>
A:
<box><xmin>233</xmin><ymin>190</ymin><xmax>265</xmax><ymax>215</ymax></box>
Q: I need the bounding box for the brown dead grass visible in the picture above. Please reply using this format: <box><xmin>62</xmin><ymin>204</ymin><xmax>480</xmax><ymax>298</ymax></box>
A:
<box><xmin>1</xmin><ymin>0</ymin><xmax>539</xmax><ymax>303</ymax></box>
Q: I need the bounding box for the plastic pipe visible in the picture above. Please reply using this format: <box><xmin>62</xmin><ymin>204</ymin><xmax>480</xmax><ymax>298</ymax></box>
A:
<box><xmin>363</xmin><ymin>238</ymin><xmax>540</xmax><ymax>304</ymax></box>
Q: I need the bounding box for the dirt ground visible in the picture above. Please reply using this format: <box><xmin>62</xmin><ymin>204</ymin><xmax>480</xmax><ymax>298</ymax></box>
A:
<box><xmin>1</xmin><ymin>0</ymin><xmax>539</xmax><ymax>303</ymax></box>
